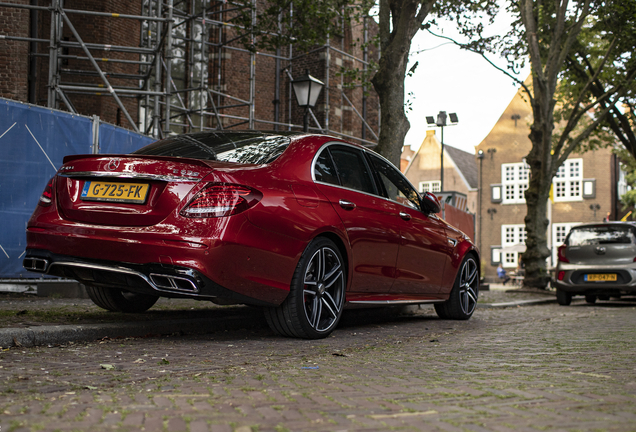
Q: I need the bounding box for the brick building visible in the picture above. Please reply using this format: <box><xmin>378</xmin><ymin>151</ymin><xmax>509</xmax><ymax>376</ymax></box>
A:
<box><xmin>0</xmin><ymin>0</ymin><xmax>379</xmax><ymax>143</ymax></box>
<box><xmin>401</xmin><ymin>83</ymin><xmax>622</xmax><ymax>283</ymax></box>
<box><xmin>475</xmin><ymin>85</ymin><xmax>620</xmax><ymax>282</ymax></box>
<box><xmin>402</xmin><ymin>129</ymin><xmax>478</xmax><ymax>214</ymax></box>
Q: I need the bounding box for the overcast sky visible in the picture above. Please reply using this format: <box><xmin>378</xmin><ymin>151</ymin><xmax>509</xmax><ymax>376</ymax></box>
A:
<box><xmin>404</xmin><ymin>16</ymin><xmax>530</xmax><ymax>155</ymax></box>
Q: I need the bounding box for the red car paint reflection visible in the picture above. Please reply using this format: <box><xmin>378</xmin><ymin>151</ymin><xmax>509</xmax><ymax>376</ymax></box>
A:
<box><xmin>23</xmin><ymin>132</ymin><xmax>480</xmax><ymax>339</ymax></box>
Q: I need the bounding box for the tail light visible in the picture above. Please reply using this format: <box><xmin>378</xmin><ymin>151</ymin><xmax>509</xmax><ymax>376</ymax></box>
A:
<box><xmin>38</xmin><ymin>177</ymin><xmax>55</xmax><ymax>206</ymax></box>
<box><xmin>557</xmin><ymin>244</ymin><xmax>569</xmax><ymax>263</ymax></box>
<box><xmin>180</xmin><ymin>183</ymin><xmax>262</xmax><ymax>218</ymax></box>
<box><xmin>557</xmin><ymin>271</ymin><xmax>565</xmax><ymax>281</ymax></box>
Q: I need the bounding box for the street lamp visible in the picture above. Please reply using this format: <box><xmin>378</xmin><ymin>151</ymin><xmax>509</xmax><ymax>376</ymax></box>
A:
<box><xmin>477</xmin><ymin>149</ymin><xmax>484</xmax><ymax>253</ymax></box>
<box><xmin>426</xmin><ymin>111</ymin><xmax>458</xmax><ymax>191</ymax></box>
<box><xmin>292</xmin><ymin>69</ymin><xmax>325</xmax><ymax>132</ymax></box>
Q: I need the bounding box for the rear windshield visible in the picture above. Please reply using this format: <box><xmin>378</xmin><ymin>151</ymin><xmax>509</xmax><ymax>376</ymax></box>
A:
<box><xmin>133</xmin><ymin>132</ymin><xmax>291</xmax><ymax>164</ymax></box>
<box><xmin>566</xmin><ymin>225</ymin><xmax>636</xmax><ymax>246</ymax></box>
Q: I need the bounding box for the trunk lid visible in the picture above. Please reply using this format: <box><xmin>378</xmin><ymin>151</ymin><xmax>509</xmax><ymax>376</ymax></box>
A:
<box><xmin>55</xmin><ymin>155</ymin><xmax>214</xmax><ymax>226</ymax></box>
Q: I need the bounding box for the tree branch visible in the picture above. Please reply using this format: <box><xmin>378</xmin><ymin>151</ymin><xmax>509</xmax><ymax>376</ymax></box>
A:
<box><xmin>425</xmin><ymin>28</ymin><xmax>532</xmax><ymax>102</ymax></box>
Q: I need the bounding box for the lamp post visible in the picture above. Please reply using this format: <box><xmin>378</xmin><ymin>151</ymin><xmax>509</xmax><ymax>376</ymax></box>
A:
<box><xmin>426</xmin><ymin>111</ymin><xmax>458</xmax><ymax>191</ymax></box>
<box><xmin>477</xmin><ymin>149</ymin><xmax>484</xmax><ymax>253</ymax></box>
<box><xmin>291</xmin><ymin>69</ymin><xmax>325</xmax><ymax>132</ymax></box>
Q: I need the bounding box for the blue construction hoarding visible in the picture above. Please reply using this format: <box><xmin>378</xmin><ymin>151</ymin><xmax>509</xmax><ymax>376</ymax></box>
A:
<box><xmin>0</xmin><ymin>98</ymin><xmax>155</xmax><ymax>278</ymax></box>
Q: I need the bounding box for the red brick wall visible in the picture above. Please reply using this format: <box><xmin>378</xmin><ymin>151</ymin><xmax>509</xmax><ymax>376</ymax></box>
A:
<box><xmin>60</xmin><ymin>0</ymin><xmax>142</xmax><ymax>127</ymax></box>
<box><xmin>0</xmin><ymin>0</ymin><xmax>29</xmax><ymax>102</ymax></box>
<box><xmin>1</xmin><ymin>0</ymin><xmax>379</xmax><ymax>142</ymax></box>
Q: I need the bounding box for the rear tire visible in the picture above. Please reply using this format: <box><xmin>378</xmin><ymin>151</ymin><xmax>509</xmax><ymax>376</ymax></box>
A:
<box><xmin>434</xmin><ymin>255</ymin><xmax>479</xmax><ymax>320</ymax></box>
<box><xmin>265</xmin><ymin>237</ymin><xmax>346</xmax><ymax>339</ymax></box>
<box><xmin>556</xmin><ymin>288</ymin><xmax>572</xmax><ymax>306</ymax></box>
<box><xmin>86</xmin><ymin>286</ymin><xmax>159</xmax><ymax>313</ymax></box>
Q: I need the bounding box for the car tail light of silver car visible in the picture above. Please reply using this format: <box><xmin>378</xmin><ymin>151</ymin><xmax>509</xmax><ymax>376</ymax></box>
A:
<box><xmin>557</xmin><ymin>244</ymin><xmax>569</xmax><ymax>263</ymax></box>
<box><xmin>557</xmin><ymin>270</ymin><xmax>566</xmax><ymax>281</ymax></box>
<box><xmin>38</xmin><ymin>177</ymin><xmax>55</xmax><ymax>206</ymax></box>
<box><xmin>180</xmin><ymin>183</ymin><xmax>262</xmax><ymax>218</ymax></box>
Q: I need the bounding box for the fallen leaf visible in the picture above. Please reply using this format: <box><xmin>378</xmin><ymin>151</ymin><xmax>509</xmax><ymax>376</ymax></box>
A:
<box><xmin>100</xmin><ymin>364</ymin><xmax>115</xmax><ymax>370</ymax></box>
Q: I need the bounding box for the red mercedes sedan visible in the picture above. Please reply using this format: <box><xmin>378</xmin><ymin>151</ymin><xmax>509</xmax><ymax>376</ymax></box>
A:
<box><xmin>23</xmin><ymin>131</ymin><xmax>479</xmax><ymax>339</ymax></box>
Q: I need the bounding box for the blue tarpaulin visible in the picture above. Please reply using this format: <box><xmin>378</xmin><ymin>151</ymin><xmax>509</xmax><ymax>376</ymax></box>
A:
<box><xmin>0</xmin><ymin>98</ymin><xmax>155</xmax><ymax>278</ymax></box>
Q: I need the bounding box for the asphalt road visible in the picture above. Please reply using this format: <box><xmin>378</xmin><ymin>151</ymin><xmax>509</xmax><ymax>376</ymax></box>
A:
<box><xmin>1</xmin><ymin>290</ymin><xmax>636</xmax><ymax>431</ymax></box>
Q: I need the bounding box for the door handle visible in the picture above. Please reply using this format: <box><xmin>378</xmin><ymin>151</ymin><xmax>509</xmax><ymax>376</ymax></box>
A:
<box><xmin>399</xmin><ymin>212</ymin><xmax>412</xmax><ymax>221</ymax></box>
<box><xmin>339</xmin><ymin>199</ymin><xmax>356</xmax><ymax>210</ymax></box>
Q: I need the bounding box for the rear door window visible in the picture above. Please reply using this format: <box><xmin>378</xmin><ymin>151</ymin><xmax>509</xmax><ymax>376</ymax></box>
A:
<box><xmin>314</xmin><ymin>150</ymin><xmax>340</xmax><ymax>185</ymax></box>
<box><xmin>318</xmin><ymin>145</ymin><xmax>376</xmax><ymax>195</ymax></box>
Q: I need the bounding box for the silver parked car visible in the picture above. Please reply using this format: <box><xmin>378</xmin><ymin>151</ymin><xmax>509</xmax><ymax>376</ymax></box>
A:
<box><xmin>554</xmin><ymin>222</ymin><xmax>636</xmax><ymax>305</ymax></box>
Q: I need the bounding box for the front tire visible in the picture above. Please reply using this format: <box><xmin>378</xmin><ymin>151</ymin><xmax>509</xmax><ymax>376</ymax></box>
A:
<box><xmin>86</xmin><ymin>286</ymin><xmax>159</xmax><ymax>313</ymax></box>
<box><xmin>434</xmin><ymin>255</ymin><xmax>479</xmax><ymax>320</ymax></box>
<box><xmin>265</xmin><ymin>237</ymin><xmax>346</xmax><ymax>339</ymax></box>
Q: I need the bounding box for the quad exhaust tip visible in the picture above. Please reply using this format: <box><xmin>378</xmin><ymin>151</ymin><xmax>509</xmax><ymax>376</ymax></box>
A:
<box><xmin>22</xmin><ymin>257</ymin><xmax>200</xmax><ymax>295</ymax></box>
<box><xmin>149</xmin><ymin>273</ymin><xmax>199</xmax><ymax>293</ymax></box>
<box><xmin>23</xmin><ymin>257</ymin><xmax>49</xmax><ymax>272</ymax></box>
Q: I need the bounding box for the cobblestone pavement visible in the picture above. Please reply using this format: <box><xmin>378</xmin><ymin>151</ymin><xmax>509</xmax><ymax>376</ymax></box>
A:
<box><xmin>1</xmin><ymin>293</ymin><xmax>636</xmax><ymax>431</ymax></box>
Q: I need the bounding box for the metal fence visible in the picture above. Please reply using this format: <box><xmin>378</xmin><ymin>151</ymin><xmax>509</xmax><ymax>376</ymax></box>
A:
<box><xmin>0</xmin><ymin>98</ymin><xmax>154</xmax><ymax>278</ymax></box>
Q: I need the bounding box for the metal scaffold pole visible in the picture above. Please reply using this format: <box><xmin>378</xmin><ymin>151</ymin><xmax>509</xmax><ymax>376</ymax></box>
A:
<box><xmin>0</xmin><ymin>0</ymin><xmax>379</xmax><ymax>145</ymax></box>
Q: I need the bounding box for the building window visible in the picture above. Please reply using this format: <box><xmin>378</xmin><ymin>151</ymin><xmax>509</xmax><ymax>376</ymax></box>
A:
<box><xmin>583</xmin><ymin>179</ymin><xmax>596</xmax><ymax>198</ymax></box>
<box><xmin>490</xmin><ymin>246</ymin><xmax>502</xmax><ymax>265</ymax></box>
<box><xmin>553</xmin><ymin>159</ymin><xmax>583</xmax><ymax>202</ymax></box>
<box><xmin>419</xmin><ymin>180</ymin><xmax>441</xmax><ymax>193</ymax></box>
<box><xmin>501</xmin><ymin>224</ymin><xmax>527</xmax><ymax>268</ymax></box>
<box><xmin>618</xmin><ymin>166</ymin><xmax>630</xmax><ymax>199</ymax></box>
<box><xmin>501</xmin><ymin>162</ymin><xmax>529</xmax><ymax>204</ymax></box>
<box><xmin>491</xmin><ymin>184</ymin><xmax>502</xmax><ymax>203</ymax></box>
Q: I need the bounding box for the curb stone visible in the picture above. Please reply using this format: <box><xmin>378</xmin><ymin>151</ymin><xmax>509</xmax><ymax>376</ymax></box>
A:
<box><xmin>0</xmin><ymin>314</ymin><xmax>265</xmax><ymax>348</ymax></box>
<box><xmin>478</xmin><ymin>298</ymin><xmax>557</xmax><ymax>308</ymax></box>
<box><xmin>0</xmin><ymin>298</ymin><xmax>554</xmax><ymax>348</ymax></box>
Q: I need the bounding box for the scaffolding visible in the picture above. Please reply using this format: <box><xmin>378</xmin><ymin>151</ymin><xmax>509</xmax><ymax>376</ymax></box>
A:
<box><xmin>0</xmin><ymin>0</ymin><xmax>379</xmax><ymax>145</ymax></box>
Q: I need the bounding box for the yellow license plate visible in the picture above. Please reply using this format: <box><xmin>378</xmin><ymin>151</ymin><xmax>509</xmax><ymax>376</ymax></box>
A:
<box><xmin>81</xmin><ymin>181</ymin><xmax>149</xmax><ymax>204</ymax></box>
<box><xmin>585</xmin><ymin>273</ymin><xmax>617</xmax><ymax>282</ymax></box>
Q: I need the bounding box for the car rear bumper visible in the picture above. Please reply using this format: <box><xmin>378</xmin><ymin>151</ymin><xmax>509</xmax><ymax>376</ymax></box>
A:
<box><xmin>24</xmin><ymin>212</ymin><xmax>305</xmax><ymax>306</ymax></box>
<box><xmin>554</xmin><ymin>266</ymin><xmax>636</xmax><ymax>295</ymax></box>
<box><xmin>23</xmin><ymin>249</ymin><xmax>283</xmax><ymax>307</ymax></box>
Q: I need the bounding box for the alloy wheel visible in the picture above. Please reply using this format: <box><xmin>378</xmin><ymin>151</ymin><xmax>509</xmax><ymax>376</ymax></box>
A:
<box><xmin>302</xmin><ymin>246</ymin><xmax>345</xmax><ymax>332</ymax></box>
<box><xmin>458</xmin><ymin>257</ymin><xmax>479</xmax><ymax>315</ymax></box>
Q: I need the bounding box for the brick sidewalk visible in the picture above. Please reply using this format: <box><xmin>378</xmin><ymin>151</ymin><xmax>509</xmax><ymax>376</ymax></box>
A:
<box><xmin>1</xmin><ymin>300</ymin><xmax>635</xmax><ymax>431</ymax></box>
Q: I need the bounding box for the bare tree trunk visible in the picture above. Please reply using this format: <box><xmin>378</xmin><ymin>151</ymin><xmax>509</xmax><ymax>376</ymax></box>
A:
<box><xmin>371</xmin><ymin>43</ymin><xmax>411</xmax><ymax>167</ymax></box>
<box><xmin>370</xmin><ymin>0</ymin><xmax>433</xmax><ymax>167</ymax></box>
<box><xmin>517</xmin><ymin>0</ymin><xmax>590</xmax><ymax>288</ymax></box>
<box><xmin>522</xmin><ymin>75</ymin><xmax>557</xmax><ymax>288</ymax></box>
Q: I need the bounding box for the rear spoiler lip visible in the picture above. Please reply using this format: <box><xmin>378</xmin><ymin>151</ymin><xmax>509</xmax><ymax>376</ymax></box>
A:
<box><xmin>61</xmin><ymin>153</ymin><xmax>252</xmax><ymax>170</ymax></box>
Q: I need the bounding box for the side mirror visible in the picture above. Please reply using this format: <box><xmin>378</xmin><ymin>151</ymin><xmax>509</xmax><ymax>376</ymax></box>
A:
<box><xmin>421</xmin><ymin>191</ymin><xmax>441</xmax><ymax>214</ymax></box>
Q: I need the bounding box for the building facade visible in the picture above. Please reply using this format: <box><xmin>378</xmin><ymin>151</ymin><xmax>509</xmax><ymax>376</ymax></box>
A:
<box><xmin>401</xmin><ymin>84</ymin><xmax>622</xmax><ymax>283</ymax></box>
<box><xmin>402</xmin><ymin>129</ymin><xmax>478</xmax><ymax>213</ymax></box>
<box><xmin>475</xmin><ymin>86</ymin><xmax>619</xmax><ymax>282</ymax></box>
<box><xmin>0</xmin><ymin>1</ymin><xmax>379</xmax><ymax>144</ymax></box>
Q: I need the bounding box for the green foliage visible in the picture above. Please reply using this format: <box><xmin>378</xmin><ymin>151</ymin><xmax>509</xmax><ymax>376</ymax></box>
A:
<box><xmin>232</xmin><ymin>0</ymin><xmax>375</xmax><ymax>53</ymax></box>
